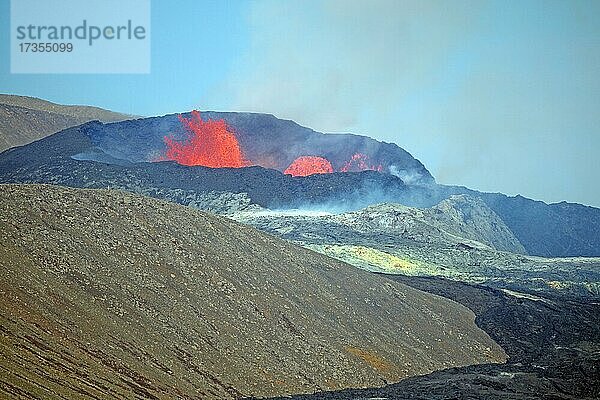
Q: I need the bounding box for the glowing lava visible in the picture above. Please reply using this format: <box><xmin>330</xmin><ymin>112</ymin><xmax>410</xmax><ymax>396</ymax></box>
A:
<box><xmin>163</xmin><ymin>110</ymin><xmax>247</xmax><ymax>168</ymax></box>
<box><xmin>339</xmin><ymin>153</ymin><xmax>383</xmax><ymax>172</ymax></box>
<box><xmin>284</xmin><ymin>156</ymin><xmax>334</xmax><ymax>177</ymax></box>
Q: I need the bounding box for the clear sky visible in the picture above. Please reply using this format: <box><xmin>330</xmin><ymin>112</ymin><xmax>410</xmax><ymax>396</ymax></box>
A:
<box><xmin>1</xmin><ymin>0</ymin><xmax>599</xmax><ymax>207</ymax></box>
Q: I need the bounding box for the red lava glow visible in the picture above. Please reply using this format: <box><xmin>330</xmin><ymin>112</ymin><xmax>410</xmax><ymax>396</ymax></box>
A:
<box><xmin>163</xmin><ymin>110</ymin><xmax>247</xmax><ymax>168</ymax></box>
<box><xmin>284</xmin><ymin>156</ymin><xmax>334</xmax><ymax>177</ymax></box>
<box><xmin>339</xmin><ymin>153</ymin><xmax>383</xmax><ymax>173</ymax></box>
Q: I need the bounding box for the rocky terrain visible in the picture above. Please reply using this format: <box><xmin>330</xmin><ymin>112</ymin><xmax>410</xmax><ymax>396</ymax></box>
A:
<box><xmin>0</xmin><ymin>184</ymin><xmax>505</xmax><ymax>399</ymax></box>
<box><xmin>1</xmin><ymin>96</ymin><xmax>599</xmax><ymax>400</ymax></box>
<box><xmin>264</xmin><ymin>275</ymin><xmax>600</xmax><ymax>400</ymax></box>
<box><xmin>233</xmin><ymin>201</ymin><xmax>600</xmax><ymax>299</ymax></box>
<box><xmin>0</xmin><ymin>120</ymin><xmax>598</xmax><ymax>258</ymax></box>
<box><xmin>0</xmin><ymin>94</ymin><xmax>132</xmax><ymax>152</ymax></box>
<box><xmin>334</xmin><ymin>195</ymin><xmax>526</xmax><ymax>254</ymax></box>
<box><xmin>68</xmin><ymin>110</ymin><xmax>433</xmax><ymax>183</ymax></box>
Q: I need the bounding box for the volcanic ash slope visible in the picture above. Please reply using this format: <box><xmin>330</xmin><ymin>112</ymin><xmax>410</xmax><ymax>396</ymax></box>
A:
<box><xmin>0</xmin><ymin>94</ymin><xmax>132</xmax><ymax>152</ymax></box>
<box><xmin>0</xmin><ymin>184</ymin><xmax>505</xmax><ymax>399</ymax></box>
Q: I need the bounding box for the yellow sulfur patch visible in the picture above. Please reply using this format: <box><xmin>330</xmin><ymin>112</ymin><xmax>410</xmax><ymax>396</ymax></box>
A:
<box><xmin>314</xmin><ymin>244</ymin><xmax>419</xmax><ymax>273</ymax></box>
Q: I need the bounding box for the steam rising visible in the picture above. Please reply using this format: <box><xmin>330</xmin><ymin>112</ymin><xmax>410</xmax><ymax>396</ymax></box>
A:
<box><xmin>389</xmin><ymin>165</ymin><xmax>421</xmax><ymax>185</ymax></box>
<box><xmin>205</xmin><ymin>0</ymin><xmax>600</xmax><ymax>207</ymax></box>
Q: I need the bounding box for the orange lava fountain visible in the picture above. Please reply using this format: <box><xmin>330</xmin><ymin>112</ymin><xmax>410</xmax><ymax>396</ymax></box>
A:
<box><xmin>163</xmin><ymin>110</ymin><xmax>247</xmax><ymax>168</ymax></box>
<box><xmin>284</xmin><ymin>156</ymin><xmax>334</xmax><ymax>177</ymax></box>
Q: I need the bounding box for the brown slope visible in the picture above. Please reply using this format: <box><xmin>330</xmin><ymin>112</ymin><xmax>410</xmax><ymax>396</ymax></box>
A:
<box><xmin>0</xmin><ymin>94</ymin><xmax>133</xmax><ymax>152</ymax></box>
<box><xmin>0</xmin><ymin>184</ymin><xmax>505</xmax><ymax>399</ymax></box>
<box><xmin>0</xmin><ymin>94</ymin><xmax>133</xmax><ymax>122</ymax></box>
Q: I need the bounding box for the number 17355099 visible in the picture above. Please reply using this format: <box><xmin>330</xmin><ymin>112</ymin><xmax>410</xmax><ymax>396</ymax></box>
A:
<box><xmin>19</xmin><ymin>42</ymin><xmax>73</xmax><ymax>52</ymax></box>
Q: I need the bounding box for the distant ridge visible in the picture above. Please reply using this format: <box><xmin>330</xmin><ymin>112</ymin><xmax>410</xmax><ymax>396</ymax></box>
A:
<box><xmin>0</xmin><ymin>94</ymin><xmax>134</xmax><ymax>122</ymax></box>
<box><xmin>0</xmin><ymin>94</ymin><xmax>134</xmax><ymax>152</ymax></box>
<box><xmin>0</xmin><ymin>119</ymin><xmax>599</xmax><ymax>257</ymax></box>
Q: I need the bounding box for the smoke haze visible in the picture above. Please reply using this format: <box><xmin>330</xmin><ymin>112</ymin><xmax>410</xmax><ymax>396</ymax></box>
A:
<box><xmin>206</xmin><ymin>0</ymin><xmax>600</xmax><ymax>207</ymax></box>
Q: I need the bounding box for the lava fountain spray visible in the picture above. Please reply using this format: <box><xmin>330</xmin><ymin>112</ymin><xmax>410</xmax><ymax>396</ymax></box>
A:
<box><xmin>284</xmin><ymin>156</ymin><xmax>334</xmax><ymax>176</ymax></box>
<box><xmin>339</xmin><ymin>153</ymin><xmax>382</xmax><ymax>172</ymax></box>
<box><xmin>163</xmin><ymin>111</ymin><xmax>248</xmax><ymax>168</ymax></box>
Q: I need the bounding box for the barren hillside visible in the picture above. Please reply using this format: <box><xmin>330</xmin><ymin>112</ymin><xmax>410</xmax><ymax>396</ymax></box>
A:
<box><xmin>0</xmin><ymin>95</ymin><xmax>132</xmax><ymax>152</ymax></box>
<box><xmin>0</xmin><ymin>184</ymin><xmax>504</xmax><ymax>399</ymax></box>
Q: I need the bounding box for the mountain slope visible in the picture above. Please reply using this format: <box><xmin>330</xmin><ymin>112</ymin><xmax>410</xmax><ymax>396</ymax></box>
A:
<box><xmin>65</xmin><ymin>111</ymin><xmax>434</xmax><ymax>182</ymax></box>
<box><xmin>398</xmin><ymin>185</ymin><xmax>600</xmax><ymax>258</ymax></box>
<box><xmin>481</xmin><ymin>193</ymin><xmax>600</xmax><ymax>258</ymax></box>
<box><xmin>0</xmin><ymin>119</ymin><xmax>598</xmax><ymax>257</ymax></box>
<box><xmin>267</xmin><ymin>275</ymin><xmax>600</xmax><ymax>400</ymax></box>
<box><xmin>431</xmin><ymin>195</ymin><xmax>526</xmax><ymax>253</ymax></box>
<box><xmin>0</xmin><ymin>94</ymin><xmax>132</xmax><ymax>123</ymax></box>
<box><xmin>233</xmin><ymin>204</ymin><xmax>600</xmax><ymax>298</ymax></box>
<box><xmin>335</xmin><ymin>195</ymin><xmax>526</xmax><ymax>254</ymax></box>
<box><xmin>0</xmin><ymin>94</ymin><xmax>132</xmax><ymax>152</ymax></box>
<box><xmin>0</xmin><ymin>184</ymin><xmax>505</xmax><ymax>399</ymax></box>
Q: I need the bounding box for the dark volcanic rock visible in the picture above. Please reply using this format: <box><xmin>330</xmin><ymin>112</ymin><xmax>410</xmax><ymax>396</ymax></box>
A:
<box><xmin>0</xmin><ymin>120</ymin><xmax>599</xmax><ymax>257</ymax></box>
<box><xmin>74</xmin><ymin>111</ymin><xmax>434</xmax><ymax>183</ymax></box>
<box><xmin>386</xmin><ymin>276</ymin><xmax>600</xmax><ymax>365</ymax></box>
<box><xmin>262</xmin><ymin>275</ymin><xmax>600</xmax><ymax>400</ymax></box>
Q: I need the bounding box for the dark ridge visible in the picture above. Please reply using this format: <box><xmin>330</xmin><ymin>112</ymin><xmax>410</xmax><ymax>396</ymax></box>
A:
<box><xmin>0</xmin><ymin>121</ymin><xmax>599</xmax><ymax>257</ymax></box>
<box><xmin>74</xmin><ymin>111</ymin><xmax>434</xmax><ymax>183</ymax></box>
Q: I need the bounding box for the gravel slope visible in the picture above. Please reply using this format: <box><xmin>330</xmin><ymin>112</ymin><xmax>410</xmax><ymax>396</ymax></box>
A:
<box><xmin>0</xmin><ymin>95</ymin><xmax>132</xmax><ymax>152</ymax></box>
<box><xmin>0</xmin><ymin>184</ymin><xmax>505</xmax><ymax>399</ymax></box>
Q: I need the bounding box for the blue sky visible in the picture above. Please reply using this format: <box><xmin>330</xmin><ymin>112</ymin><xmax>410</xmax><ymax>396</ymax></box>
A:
<box><xmin>0</xmin><ymin>0</ymin><xmax>251</xmax><ymax>113</ymax></box>
<box><xmin>1</xmin><ymin>0</ymin><xmax>599</xmax><ymax>207</ymax></box>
